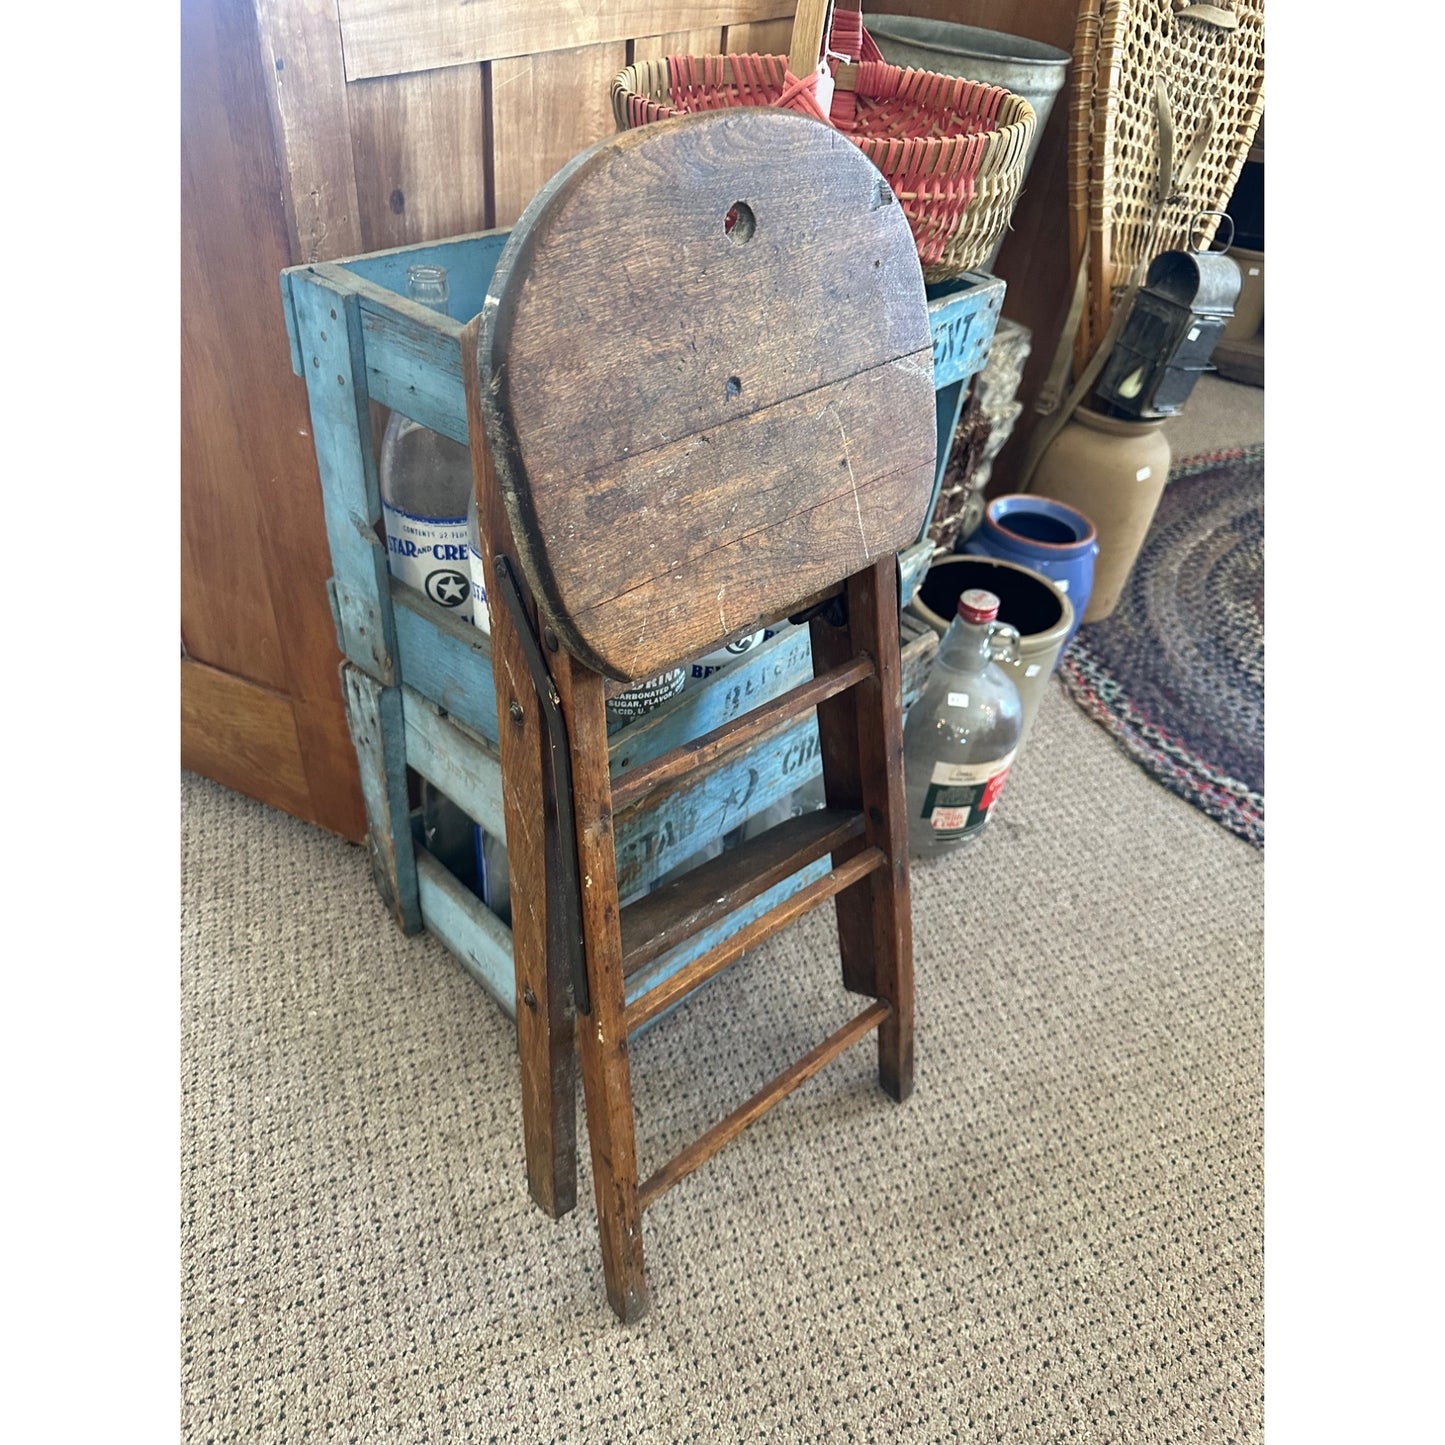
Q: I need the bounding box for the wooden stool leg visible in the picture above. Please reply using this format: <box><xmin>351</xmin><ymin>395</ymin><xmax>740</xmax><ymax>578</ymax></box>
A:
<box><xmin>808</xmin><ymin>559</ymin><xmax>916</xmax><ymax>1102</ymax></box>
<box><xmin>553</xmin><ymin>654</ymin><xmax>650</xmax><ymax>1322</ymax></box>
<box><xmin>462</xmin><ymin>320</ymin><xmax>577</xmax><ymax>1220</ymax></box>
<box><xmin>493</xmin><ymin>637</ymin><xmax>578</xmax><ymax>1219</ymax></box>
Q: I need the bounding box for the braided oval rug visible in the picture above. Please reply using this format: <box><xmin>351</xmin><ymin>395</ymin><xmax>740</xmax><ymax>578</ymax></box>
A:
<box><xmin>1059</xmin><ymin>445</ymin><xmax>1264</xmax><ymax>847</ymax></box>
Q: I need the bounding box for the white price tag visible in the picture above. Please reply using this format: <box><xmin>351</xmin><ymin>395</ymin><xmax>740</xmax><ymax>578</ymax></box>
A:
<box><xmin>947</xmin><ymin>691</ymin><xmax>969</xmax><ymax>708</ymax></box>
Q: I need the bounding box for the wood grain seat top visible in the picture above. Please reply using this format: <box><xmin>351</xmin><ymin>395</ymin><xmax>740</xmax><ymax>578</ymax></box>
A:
<box><xmin>477</xmin><ymin>107</ymin><xmax>937</xmax><ymax>682</ymax></box>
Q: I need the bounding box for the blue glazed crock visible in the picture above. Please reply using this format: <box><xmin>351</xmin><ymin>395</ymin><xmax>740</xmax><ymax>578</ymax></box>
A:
<box><xmin>963</xmin><ymin>494</ymin><xmax>1098</xmax><ymax>644</ymax></box>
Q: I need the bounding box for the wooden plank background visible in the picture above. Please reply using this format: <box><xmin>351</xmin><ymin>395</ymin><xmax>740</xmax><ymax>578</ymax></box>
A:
<box><xmin>183</xmin><ymin>0</ymin><xmax>1081</xmax><ymax>837</ymax></box>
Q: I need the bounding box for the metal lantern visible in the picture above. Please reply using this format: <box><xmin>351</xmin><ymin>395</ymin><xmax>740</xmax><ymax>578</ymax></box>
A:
<box><xmin>1096</xmin><ymin>218</ymin><xmax>1244</xmax><ymax>419</ymax></box>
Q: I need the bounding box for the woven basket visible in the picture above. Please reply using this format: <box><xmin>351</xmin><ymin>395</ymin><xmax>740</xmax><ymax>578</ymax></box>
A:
<box><xmin>610</xmin><ymin>3</ymin><xmax>1036</xmax><ymax>281</ymax></box>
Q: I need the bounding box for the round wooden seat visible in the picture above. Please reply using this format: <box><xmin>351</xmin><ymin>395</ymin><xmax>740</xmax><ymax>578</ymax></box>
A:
<box><xmin>477</xmin><ymin>107</ymin><xmax>937</xmax><ymax>681</ymax></box>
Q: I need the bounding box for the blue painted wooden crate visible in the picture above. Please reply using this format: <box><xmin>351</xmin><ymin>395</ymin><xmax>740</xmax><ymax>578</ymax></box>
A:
<box><xmin>280</xmin><ymin>228</ymin><xmax>1002</xmax><ymax>1019</ymax></box>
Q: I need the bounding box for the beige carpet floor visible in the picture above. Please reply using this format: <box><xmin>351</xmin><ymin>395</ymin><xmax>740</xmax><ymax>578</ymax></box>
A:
<box><xmin>181</xmin><ymin>377</ymin><xmax>1265</xmax><ymax>1444</ymax></box>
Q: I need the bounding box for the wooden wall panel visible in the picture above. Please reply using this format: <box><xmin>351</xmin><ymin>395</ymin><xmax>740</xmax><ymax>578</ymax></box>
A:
<box><xmin>348</xmin><ymin>62</ymin><xmax>490</xmax><ymax>250</ymax></box>
<box><xmin>634</xmin><ymin>28</ymin><xmax>726</xmax><ymax>62</ymax></box>
<box><xmin>725</xmin><ymin>16</ymin><xmax>796</xmax><ymax>53</ymax></box>
<box><xmin>490</xmin><ymin>42</ymin><xmax>629</xmax><ymax>227</ymax></box>
<box><xmin>253</xmin><ymin>0</ymin><xmax>364</xmax><ymax>263</ymax></box>
<box><xmin>336</xmin><ymin>1</ymin><xmax>790</xmax><ymax>80</ymax></box>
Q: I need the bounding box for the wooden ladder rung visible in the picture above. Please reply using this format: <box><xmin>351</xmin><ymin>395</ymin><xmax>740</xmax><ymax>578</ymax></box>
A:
<box><xmin>610</xmin><ymin>653</ymin><xmax>875</xmax><ymax>810</ymax></box>
<box><xmin>637</xmin><ymin>1000</ymin><xmax>891</xmax><ymax>1211</ymax></box>
<box><xmin>624</xmin><ymin>844</ymin><xmax>885</xmax><ymax>1035</ymax></box>
<box><xmin>619</xmin><ymin>806</ymin><xmax>866</xmax><ymax>978</ymax></box>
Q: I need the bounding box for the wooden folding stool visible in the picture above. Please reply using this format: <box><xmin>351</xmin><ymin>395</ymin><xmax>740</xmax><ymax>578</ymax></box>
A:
<box><xmin>459</xmin><ymin>106</ymin><xmax>938</xmax><ymax>1321</ymax></box>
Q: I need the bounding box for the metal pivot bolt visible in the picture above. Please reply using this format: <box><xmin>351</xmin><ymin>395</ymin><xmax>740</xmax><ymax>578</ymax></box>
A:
<box><xmin>509</xmin><ymin>700</ymin><xmax>524</xmax><ymax>725</ymax></box>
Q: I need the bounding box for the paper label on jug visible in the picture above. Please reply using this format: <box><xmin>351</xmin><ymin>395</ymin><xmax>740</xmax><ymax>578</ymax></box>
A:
<box><xmin>383</xmin><ymin>503</ymin><xmax>472</xmax><ymax>621</ymax></box>
<box><xmin>921</xmin><ymin>751</ymin><xmax>1016</xmax><ymax>841</ymax></box>
<box><xmin>947</xmin><ymin>692</ymin><xmax>969</xmax><ymax>709</ymax></box>
<box><xmin>1136</xmin><ymin>467</ymin><xmax>1152</xmax><ymax>482</ymax></box>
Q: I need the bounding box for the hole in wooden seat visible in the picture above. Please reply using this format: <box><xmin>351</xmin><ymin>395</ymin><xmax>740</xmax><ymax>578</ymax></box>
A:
<box><xmin>724</xmin><ymin>201</ymin><xmax>755</xmax><ymax>242</ymax></box>
<box><xmin>725</xmin><ymin>375</ymin><xmax>742</xmax><ymax>399</ymax></box>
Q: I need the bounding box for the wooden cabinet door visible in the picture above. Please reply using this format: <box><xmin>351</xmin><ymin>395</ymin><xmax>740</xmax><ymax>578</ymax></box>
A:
<box><xmin>181</xmin><ymin>0</ymin><xmax>365</xmax><ymax>840</ymax></box>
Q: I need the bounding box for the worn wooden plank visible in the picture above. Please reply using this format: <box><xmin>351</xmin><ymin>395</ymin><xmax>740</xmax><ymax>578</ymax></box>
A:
<box><xmin>354</xmin><ymin>288</ymin><xmax>470</xmax><ymax>443</ymax></box>
<box><xmin>490</xmin><ymin>42</ymin><xmax>628</xmax><ymax>229</ymax></box>
<box><xmin>539</xmin><ymin>360</ymin><xmax>934</xmax><ymax>624</ymax></box>
<box><xmin>415</xmin><ymin>847</ymin><xmax>514</xmax><ymax>1013</ymax></box>
<box><xmin>480</xmin><ymin>108</ymin><xmax>935</xmax><ymax>680</ymax></box>
<box><xmin>182</xmin><ymin>205</ymin><xmax>290</xmax><ymax>695</ymax></box>
<box><xmin>562</xmin><ymin>438</ymin><xmax>931</xmax><ymax>682</ymax></box>
<box><xmin>611</xmin><ymin>654</ymin><xmax>874</xmax><ymax>811</ymax></box>
<box><xmin>342</xmin><ymin>663</ymin><xmax>422</xmax><ymax>933</ymax></box>
<box><xmin>620</xmin><ymin>807</ymin><xmax>865</xmax><ymax>976</ymax></box>
<box><xmin>336</xmin><ymin>1</ymin><xmax>786</xmax><ymax>80</ymax></box>
<box><xmin>289</xmin><ymin>273</ymin><xmax>398</xmax><ymax>684</ymax></box>
<box><xmin>484</xmin><ymin>108</ymin><xmax>931</xmax><ymax>479</ymax></box>
<box><xmin>253</xmin><ymin>0</ymin><xmax>363</xmax><ymax>263</ymax></box>
<box><xmin>637</xmin><ymin>1000</ymin><xmax>890</xmax><ymax>1210</ymax></box>
<box><xmin>347</xmin><ymin>62</ymin><xmax>488</xmax><ymax>253</ymax></box>
<box><xmin>400</xmin><ymin>685</ymin><xmax>507</xmax><ymax>838</ymax></box>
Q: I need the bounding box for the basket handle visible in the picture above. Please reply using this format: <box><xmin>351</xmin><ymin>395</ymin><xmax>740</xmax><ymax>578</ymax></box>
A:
<box><xmin>787</xmin><ymin>0</ymin><xmax>837</xmax><ymax>80</ymax></box>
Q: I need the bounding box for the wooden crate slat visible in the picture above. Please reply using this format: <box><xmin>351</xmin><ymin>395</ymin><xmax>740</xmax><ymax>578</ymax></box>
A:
<box><xmin>391</xmin><ymin>581</ymin><xmax>500</xmax><ymax>742</ymax></box>
<box><xmin>358</xmin><ymin>293</ymin><xmax>469</xmax><ymax>444</ymax></box>
<box><xmin>400</xmin><ymin>685</ymin><xmax>508</xmax><ymax>839</ymax></box>
<box><xmin>289</xmin><ymin>275</ymin><xmax>397</xmax><ymax>681</ymax></box>
<box><xmin>336</xmin><ymin>1</ymin><xmax>790</xmax><ymax>81</ymax></box>
<box><xmin>415</xmin><ymin>847</ymin><xmax>515</xmax><ymax>1012</ymax></box>
<box><xmin>608</xmin><ymin>624</ymin><xmax>813</xmax><ymax>777</ymax></box>
<box><xmin>342</xmin><ymin>664</ymin><xmax>421</xmax><ymax>932</ymax></box>
<box><xmin>337</xmin><ymin>229</ymin><xmax>511</xmax><ymax>323</ymax></box>
<box><xmin>927</xmin><ymin>273</ymin><xmax>1007</xmax><ymax>390</ymax></box>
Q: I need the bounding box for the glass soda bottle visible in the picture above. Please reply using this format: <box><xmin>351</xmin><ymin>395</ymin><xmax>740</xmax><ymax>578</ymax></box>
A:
<box><xmin>379</xmin><ymin>263</ymin><xmax>473</xmax><ymax>623</ymax></box>
<box><xmin>902</xmin><ymin>588</ymin><xmax>1024</xmax><ymax>858</ymax></box>
<box><xmin>382</xmin><ymin>265</ymin><xmax>477</xmax><ymax>886</ymax></box>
